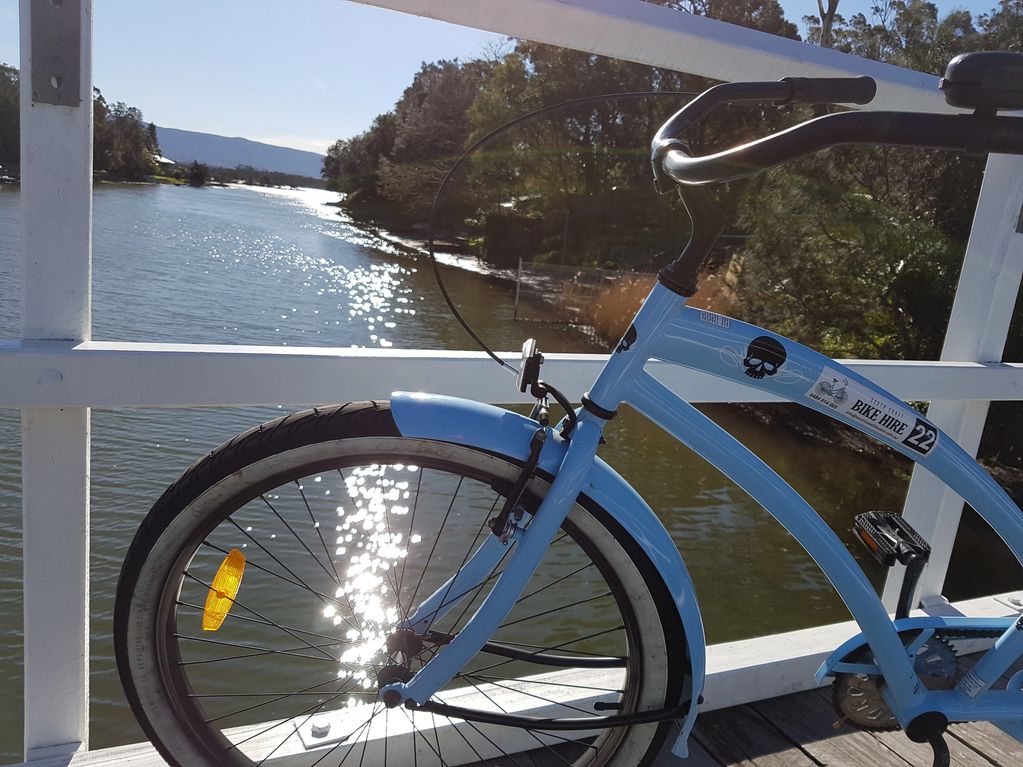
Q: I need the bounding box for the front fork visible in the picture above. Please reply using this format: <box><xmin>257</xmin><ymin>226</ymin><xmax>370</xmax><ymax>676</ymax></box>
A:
<box><xmin>379</xmin><ymin>412</ymin><xmax>606</xmax><ymax>707</ymax></box>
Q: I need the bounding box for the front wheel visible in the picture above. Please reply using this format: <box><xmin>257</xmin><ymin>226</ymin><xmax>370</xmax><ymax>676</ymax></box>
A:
<box><xmin>115</xmin><ymin>402</ymin><xmax>687</xmax><ymax>767</ymax></box>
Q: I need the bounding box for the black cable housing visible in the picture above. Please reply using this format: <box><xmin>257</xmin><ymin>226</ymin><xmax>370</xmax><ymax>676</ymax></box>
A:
<box><xmin>426</xmin><ymin>91</ymin><xmax>696</xmax><ymax>375</ymax></box>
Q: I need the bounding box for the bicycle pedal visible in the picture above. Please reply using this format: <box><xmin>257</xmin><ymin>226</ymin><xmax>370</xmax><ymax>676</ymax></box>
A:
<box><xmin>854</xmin><ymin>511</ymin><xmax>931</xmax><ymax>567</ymax></box>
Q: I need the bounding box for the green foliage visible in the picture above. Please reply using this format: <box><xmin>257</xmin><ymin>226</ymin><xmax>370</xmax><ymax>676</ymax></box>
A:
<box><xmin>736</xmin><ymin>165</ymin><xmax>961</xmax><ymax>359</ymax></box>
<box><xmin>93</xmin><ymin>89</ymin><xmax>160</xmax><ymax>180</ymax></box>
<box><xmin>187</xmin><ymin>160</ymin><xmax>209</xmax><ymax>187</ymax></box>
<box><xmin>321</xmin><ymin>0</ymin><xmax>796</xmax><ymax>241</ymax></box>
<box><xmin>0</xmin><ymin>64</ymin><xmax>17</xmax><ymax>168</ymax></box>
<box><xmin>0</xmin><ymin>71</ymin><xmax>159</xmax><ymax>180</ymax></box>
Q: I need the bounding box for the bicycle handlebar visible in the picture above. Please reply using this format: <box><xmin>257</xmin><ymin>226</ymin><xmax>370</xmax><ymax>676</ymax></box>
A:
<box><xmin>660</xmin><ymin>110</ymin><xmax>1023</xmax><ymax>186</ymax></box>
<box><xmin>650</xmin><ymin>76</ymin><xmax>1023</xmax><ymax>296</ymax></box>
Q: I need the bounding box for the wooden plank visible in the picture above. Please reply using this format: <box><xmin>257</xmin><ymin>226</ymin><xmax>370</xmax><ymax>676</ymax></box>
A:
<box><xmin>948</xmin><ymin>721</ymin><xmax>1023</xmax><ymax>766</ymax></box>
<box><xmin>869</xmin><ymin>727</ymin><xmax>998</xmax><ymax>767</ymax></box>
<box><xmin>810</xmin><ymin>689</ymin><xmax>996</xmax><ymax>767</ymax></box>
<box><xmin>753</xmin><ymin>689</ymin><xmax>911</xmax><ymax>766</ymax></box>
<box><xmin>652</xmin><ymin>727</ymin><xmax>722</xmax><ymax>766</ymax></box>
<box><xmin>692</xmin><ymin>705</ymin><xmax>815</xmax><ymax>767</ymax></box>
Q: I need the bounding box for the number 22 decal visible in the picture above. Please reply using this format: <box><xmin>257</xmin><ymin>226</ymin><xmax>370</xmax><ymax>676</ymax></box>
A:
<box><xmin>903</xmin><ymin>418</ymin><xmax>938</xmax><ymax>455</ymax></box>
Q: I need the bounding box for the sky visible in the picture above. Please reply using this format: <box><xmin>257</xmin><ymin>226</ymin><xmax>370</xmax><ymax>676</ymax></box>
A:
<box><xmin>0</xmin><ymin>0</ymin><xmax>1006</xmax><ymax>155</ymax></box>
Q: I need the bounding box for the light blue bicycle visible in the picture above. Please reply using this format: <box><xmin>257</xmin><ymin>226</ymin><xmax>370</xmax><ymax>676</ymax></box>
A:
<box><xmin>115</xmin><ymin>52</ymin><xmax>1023</xmax><ymax>767</ymax></box>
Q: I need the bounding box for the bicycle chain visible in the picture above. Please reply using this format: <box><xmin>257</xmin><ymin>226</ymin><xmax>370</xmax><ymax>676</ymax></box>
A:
<box><xmin>832</xmin><ymin>627</ymin><xmax>1006</xmax><ymax>732</ymax></box>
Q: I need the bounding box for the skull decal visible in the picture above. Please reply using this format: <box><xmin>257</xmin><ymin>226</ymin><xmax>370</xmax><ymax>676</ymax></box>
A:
<box><xmin>616</xmin><ymin>324</ymin><xmax>638</xmax><ymax>353</ymax></box>
<box><xmin>743</xmin><ymin>336</ymin><xmax>786</xmax><ymax>379</ymax></box>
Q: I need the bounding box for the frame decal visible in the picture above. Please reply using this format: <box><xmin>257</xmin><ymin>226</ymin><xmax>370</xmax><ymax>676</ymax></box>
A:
<box><xmin>718</xmin><ymin>341</ymin><xmax>802</xmax><ymax>384</ymax></box>
<box><xmin>616</xmin><ymin>324</ymin><xmax>638</xmax><ymax>353</ymax></box>
<box><xmin>806</xmin><ymin>365</ymin><xmax>938</xmax><ymax>455</ymax></box>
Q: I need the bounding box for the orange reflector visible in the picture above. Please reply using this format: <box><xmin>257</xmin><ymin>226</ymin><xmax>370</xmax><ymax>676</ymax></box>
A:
<box><xmin>203</xmin><ymin>548</ymin><xmax>246</xmax><ymax>631</ymax></box>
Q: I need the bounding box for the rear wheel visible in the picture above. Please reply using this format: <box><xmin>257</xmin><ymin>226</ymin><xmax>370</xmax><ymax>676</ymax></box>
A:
<box><xmin>115</xmin><ymin>402</ymin><xmax>687</xmax><ymax>766</ymax></box>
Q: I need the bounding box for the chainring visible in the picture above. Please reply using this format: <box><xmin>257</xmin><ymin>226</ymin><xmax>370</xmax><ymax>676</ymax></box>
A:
<box><xmin>832</xmin><ymin>629</ymin><xmax>986</xmax><ymax>731</ymax></box>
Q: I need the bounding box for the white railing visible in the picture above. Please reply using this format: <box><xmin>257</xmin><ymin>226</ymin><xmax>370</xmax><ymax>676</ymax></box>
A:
<box><xmin>9</xmin><ymin>0</ymin><xmax>1023</xmax><ymax>762</ymax></box>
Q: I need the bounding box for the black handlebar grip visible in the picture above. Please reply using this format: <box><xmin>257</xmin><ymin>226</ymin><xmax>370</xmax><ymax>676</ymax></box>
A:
<box><xmin>782</xmin><ymin>76</ymin><xmax>877</xmax><ymax>105</ymax></box>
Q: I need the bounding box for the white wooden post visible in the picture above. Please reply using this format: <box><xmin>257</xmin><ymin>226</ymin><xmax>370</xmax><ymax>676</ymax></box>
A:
<box><xmin>19</xmin><ymin>0</ymin><xmax>93</xmax><ymax>759</ymax></box>
<box><xmin>884</xmin><ymin>154</ymin><xmax>1023</xmax><ymax>610</ymax></box>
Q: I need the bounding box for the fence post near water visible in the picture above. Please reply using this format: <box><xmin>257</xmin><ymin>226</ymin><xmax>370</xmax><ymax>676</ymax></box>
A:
<box><xmin>884</xmin><ymin>154</ymin><xmax>1023</xmax><ymax>611</ymax></box>
<box><xmin>19</xmin><ymin>0</ymin><xmax>94</xmax><ymax>760</ymax></box>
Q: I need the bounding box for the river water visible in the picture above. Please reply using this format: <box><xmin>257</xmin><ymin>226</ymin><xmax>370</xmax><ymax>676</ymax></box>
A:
<box><xmin>0</xmin><ymin>182</ymin><xmax>1005</xmax><ymax>760</ymax></box>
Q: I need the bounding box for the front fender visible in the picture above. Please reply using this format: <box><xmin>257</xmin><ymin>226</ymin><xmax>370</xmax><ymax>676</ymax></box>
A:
<box><xmin>390</xmin><ymin>391</ymin><xmax>706</xmax><ymax>754</ymax></box>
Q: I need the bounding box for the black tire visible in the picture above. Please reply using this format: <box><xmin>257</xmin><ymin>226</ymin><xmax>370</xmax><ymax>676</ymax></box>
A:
<box><xmin>115</xmin><ymin>402</ymin><xmax>687</xmax><ymax>767</ymax></box>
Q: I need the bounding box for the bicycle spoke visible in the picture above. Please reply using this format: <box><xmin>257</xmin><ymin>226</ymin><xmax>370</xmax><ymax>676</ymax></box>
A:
<box><xmin>260</xmin><ymin>492</ymin><xmax>342</xmax><ymax>590</ymax></box>
<box><xmin>312</xmin><ymin>701</ymin><xmax>388</xmax><ymax>767</ymax></box>
<box><xmin>396</xmin><ymin>468</ymin><xmax>424</xmax><ymax>622</ymax></box>
<box><xmin>423</xmin><ymin>495</ymin><xmax>499</xmax><ymax>635</ymax></box>
<box><xmin>466</xmin><ymin>625</ymin><xmax>625</xmax><ymax>677</ymax></box>
<box><xmin>296</xmin><ymin>479</ymin><xmax>344</xmax><ymax>586</ymax></box>
<box><xmin>201</xmin><ymin>541</ymin><xmax>357</xmax><ymax>617</ymax></box>
<box><xmin>174</xmin><ymin>635</ymin><xmax>344</xmax><ymax>665</ymax></box>
<box><xmin>443</xmin><ymin>531</ymin><xmax>568</xmax><ymax>635</ymax></box>
<box><xmin>500</xmin><ymin>591</ymin><xmax>613</xmax><ymax>629</ymax></box>
<box><xmin>347</xmin><ymin>467</ymin><xmax>403</xmax><ymax>601</ymax></box>
<box><xmin>456</xmin><ymin>675</ymin><xmax>574</xmax><ymax>767</ymax></box>
<box><xmin>461</xmin><ymin>718</ymin><xmax>529</xmax><ymax>767</ymax></box>
<box><xmin>224</xmin><ymin>518</ymin><xmax>339</xmax><ymax>612</ymax></box>
<box><xmin>176</xmin><ymin>600</ymin><xmax>344</xmax><ymax>643</ymax></box>
<box><xmin>464</xmin><ymin>673</ymin><xmax>598</xmax><ymax>717</ymax></box>
<box><xmin>408</xmin><ymin>476</ymin><xmax>464</xmax><ymax>614</ymax></box>
<box><xmin>516</xmin><ymin>561</ymin><xmax>595</xmax><ymax>604</ymax></box>
<box><xmin>182</xmin><ymin>571</ymin><xmax>339</xmax><ymax>661</ymax></box>
<box><xmin>470</xmin><ymin>673</ymin><xmax>622</xmax><ymax>694</ymax></box>
<box><xmin>205</xmin><ymin>674</ymin><xmax>362</xmax><ymax>726</ymax></box>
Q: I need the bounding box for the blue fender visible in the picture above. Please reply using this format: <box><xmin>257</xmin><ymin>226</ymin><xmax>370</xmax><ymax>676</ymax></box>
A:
<box><xmin>390</xmin><ymin>391</ymin><xmax>706</xmax><ymax>755</ymax></box>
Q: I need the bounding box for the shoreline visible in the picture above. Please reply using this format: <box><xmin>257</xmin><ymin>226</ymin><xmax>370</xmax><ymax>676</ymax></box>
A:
<box><xmin>330</xmin><ymin>200</ymin><xmax>1023</xmax><ymax>495</ymax></box>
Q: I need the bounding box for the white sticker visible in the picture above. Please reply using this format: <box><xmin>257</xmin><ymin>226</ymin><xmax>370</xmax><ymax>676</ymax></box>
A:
<box><xmin>957</xmin><ymin>669</ymin><xmax>986</xmax><ymax>698</ymax></box>
<box><xmin>698</xmin><ymin>310</ymin><xmax>730</xmax><ymax>329</ymax></box>
<box><xmin>806</xmin><ymin>366</ymin><xmax>938</xmax><ymax>456</ymax></box>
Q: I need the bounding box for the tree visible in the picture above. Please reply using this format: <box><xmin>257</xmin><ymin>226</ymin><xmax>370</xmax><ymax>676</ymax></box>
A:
<box><xmin>0</xmin><ymin>64</ymin><xmax>19</xmax><ymax>167</ymax></box>
<box><xmin>187</xmin><ymin>160</ymin><xmax>209</xmax><ymax>187</ymax></box>
<box><xmin>979</xmin><ymin>0</ymin><xmax>1023</xmax><ymax>51</ymax></box>
<box><xmin>148</xmin><ymin>122</ymin><xmax>160</xmax><ymax>155</ymax></box>
<box><xmin>92</xmin><ymin>88</ymin><xmax>159</xmax><ymax>179</ymax></box>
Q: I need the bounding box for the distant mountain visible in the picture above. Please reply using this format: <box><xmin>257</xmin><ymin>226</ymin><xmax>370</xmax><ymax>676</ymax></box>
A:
<box><xmin>156</xmin><ymin>127</ymin><xmax>325</xmax><ymax>178</ymax></box>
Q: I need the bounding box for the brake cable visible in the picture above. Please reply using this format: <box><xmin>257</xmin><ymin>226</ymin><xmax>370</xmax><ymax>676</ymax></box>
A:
<box><xmin>425</xmin><ymin>90</ymin><xmax>697</xmax><ymax>377</ymax></box>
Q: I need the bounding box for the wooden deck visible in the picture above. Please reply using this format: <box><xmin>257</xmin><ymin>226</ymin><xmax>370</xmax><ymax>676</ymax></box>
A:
<box><xmin>13</xmin><ymin>646</ymin><xmax>1022</xmax><ymax>767</ymax></box>
<box><xmin>493</xmin><ymin>643</ymin><xmax>1023</xmax><ymax>767</ymax></box>
<box><xmin>13</xmin><ymin>682</ymin><xmax>1022</xmax><ymax>767</ymax></box>
<box><xmin>651</xmin><ymin>685</ymin><xmax>1022</xmax><ymax>766</ymax></box>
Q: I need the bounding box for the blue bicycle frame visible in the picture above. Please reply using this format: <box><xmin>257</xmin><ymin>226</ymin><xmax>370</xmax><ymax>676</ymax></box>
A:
<box><xmin>381</xmin><ymin>280</ymin><xmax>1023</xmax><ymax>754</ymax></box>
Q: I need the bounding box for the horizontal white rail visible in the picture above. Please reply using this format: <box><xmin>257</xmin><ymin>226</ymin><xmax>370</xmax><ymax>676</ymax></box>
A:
<box><xmin>0</xmin><ymin>341</ymin><xmax>1021</xmax><ymax>408</ymax></box>
<box><xmin>354</xmin><ymin>0</ymin><xmax>951</xmax><ymax>112</ymax></box>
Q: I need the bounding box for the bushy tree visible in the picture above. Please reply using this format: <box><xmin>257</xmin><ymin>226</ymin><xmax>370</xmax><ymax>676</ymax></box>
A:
<box><xmin>187</xmin><ymin>160</ymin><xmax>209</xmax><ymax>187</ymax></box>
<box><xmin>0</xmin><ymin>64</ymin><xmax>17</xmax><ymax>167</ymax></box>
<box><xmin>322</xmin><ymin>60</ymin><xmax>491</xmax><ymax>223</ymax></box>
<box><xmin>93</xmin><ymin>89</ymin><xmax>160</xmax><ymax>180</ymax></box>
